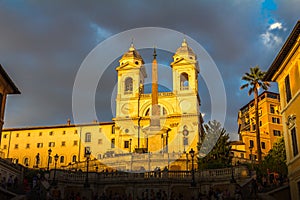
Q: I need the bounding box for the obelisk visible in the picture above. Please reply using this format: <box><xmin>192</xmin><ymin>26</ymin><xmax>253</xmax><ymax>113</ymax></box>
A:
<box><xmin>150</xmin><ymin>47</ymin><xmax>160</xmax><ymax>130</ymax></box>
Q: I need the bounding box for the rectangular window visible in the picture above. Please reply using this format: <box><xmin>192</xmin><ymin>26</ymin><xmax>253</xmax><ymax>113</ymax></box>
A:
<box><xmin>252</xmin><ymin>124</ymin><xmax>256</xmax><ymax>131</ymax></box>
<box><xmin>241</xmin><ymin>153</ymin><xmax>244</xmax><ymax>158</ymax></box>
<box><xmin>27</xmin><ymin>133</ymin><xmax>30</xmax><ymax>137</ymax></box>
<box><xmin>98</xmin><ymin>139</ymin><xmax>102</xmax><ymax>145</ymax></box>
<box><xmin>39</xmin><ymin>132</ymin><xmax>42</xmax><ymax>136</ymax></box>
<box><xmin>61</xmin><ymin>141</ymin><xmax>66</xmax><ymax>146</ymax></box>
<box><xmin>250</xmin><ymin>140</ymin><xmax>254</xmax><ymax>148</ymax></box>
<box><xmin>272</xmin><ymin>117</ymin><xmax>280</xmax><ymax>124</ymax></box>
<box><xmin>62</xmin><ymin>131</ymin><xmax>66</xmax><ymax>135</ymax></box>
<box><xmin>111</xmin><ymin>138</ymin><xmax>115</xmax><ymax>148</ymax></box>
<box><xmin>74</xmin><ymin>130</ymin><xmax>78</xmax><ymax>134</ymax></box>
<box><xmin>16</xmin><ymin>133</ymin><xmax>19</xmax><ymax>138</ymax></box>
<box><xmin>73</xmin><ymin>140</ymin><xmax>78</xmax><ymax>146</ymax></box>
<box><xmin>84</xmin><ymin>147</ymin><xmax>90</xmax><ymax>155</ymax></box>
<box><xmin>14</xmin><ymin>144</ymin><xmax>18</xmax><ymax>149</ymax></box>
<box><xmin>49</xmin><ymin>131</ymin><xmax>53</xmax><ymax>136</ymax></box>
<box><xmin>112</xmin><ymin>125</ymin><xmax>115</xmax><ymax>134</ymax></box>
<box><xmin>285</xmin><ymin>75</ymin><xmax>292</xmax><ymax>103</ymax></box>
<box><xmin>262</xmin><ymin>142</ymin><xmax>266</xmax><ymax>149</ymax></box>
<box><xmin>259</xmin><ymin>121</ymin><xmax>262</xmax><ymax>127</ymax></box>
<box><xmin>267</xmin><ymin>93</ymin><xmax>279</xmax><ymax>99</ymax></box>
<box><xmin>99</xmin><ymin>128</ymin><xmax>102</xmax><ymax>132</ymax></box>
<box><xmin>49</xmin><ymin>142</ymin><xmax>55</xmax><ymax>147</ymax></box>
<box><xmin>85</xmin><ymin>132</ymin><xmax>91</xmax><ymax>142</ymax></box>
<box><xmin>26</xmin><ymin>144</ymin><xmax>30</xmax><ymax>149</ymax></box>
<box><xmin>270</xmin><ymin>105</ymin><xmax>275</xmax><ymax>114</ymax></box>
<box><xmin>37</xmin><ymin>143</ymin><xmax>43</xmax><ymax>148</ymax></box>
<box><xmin>3</xmin><ymin>145</ymin><xmax>7</xmax><ymax>149</ymax></box>
<box><xmin>3</xmin><ymin>134</ymin><xmax>7</xmax><ymax>139</ymax></box>
<box><xmin>273</xmin><ymin>130</ymin><xmax>281</xmax><ymax>136</ymax></box>
<box><xmin>124</xmin><ymin>141</ymin><xmax>129</xmax><ymax>148</ymax></box>
<box><xmin>291</xmin><ymin>127</ymin><xmax>299</xmax><ymax>157</ymax></box>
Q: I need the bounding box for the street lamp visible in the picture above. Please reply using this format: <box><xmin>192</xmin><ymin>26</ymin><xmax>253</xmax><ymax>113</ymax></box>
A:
<box><xmin>52</xmin><ymin>154</ymin><xmax>59</xmax><ymax>186</ymax></box>
<box><xmin>249</xmin><ymin>146</ymin><xmax>254</xmax><ymax>170</ymax></box>
<box><xmin>84</xmin><ymin>150</ymin><xmax>91</xmax><ymax>188</ymax></box>
<box><xmin>189</xmin><ymin>148</ymin><xmax>196</xmax><ymax>187</ymax></box>
<box><xmin>137</xmin><ymin>83</ymin><xmax>143</xmax><ymax>150</ymax></box>
<box><xmin>129</xmin><ymin>138</ymin><xmax>132</xmax><ymax>153</ymax></box>
<box><xmin>166</xmin><ymin>128</ymin><xmax>170</xmax><ymax>153</ymax></box>
<box><xmin>35</xmin><ymin>153</ymin><xmax>40</xmax><ymax>168</ymax></box>
<box><xmin>47</xmin><ymin>148</ymin><xmax>52</xmax><ymax>171</ymax></box>
<box><xmin>230</xmin><ymin>153</ymin><xmax>236</xmax><ymax>183</ymax></box>
<box><xmin>185</xmin><ymin>151</ymin><xmax>189</xmax><ymax>171</ymax></box>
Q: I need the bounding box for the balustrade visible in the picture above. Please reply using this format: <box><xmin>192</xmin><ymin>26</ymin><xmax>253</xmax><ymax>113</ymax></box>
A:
<box><xmin>52</xmin><ymin>166</ymin><xmax>248</xmax><ymax>184</ymax></box>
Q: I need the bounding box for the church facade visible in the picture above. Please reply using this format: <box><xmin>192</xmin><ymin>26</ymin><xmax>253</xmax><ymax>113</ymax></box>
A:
<box><xmin>0</xmin><ymin>40</ymin><xmax>204</xmax><ymax>171</ymax></box>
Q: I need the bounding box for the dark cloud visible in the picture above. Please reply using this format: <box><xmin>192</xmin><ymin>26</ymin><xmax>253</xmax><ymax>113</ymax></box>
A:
<box><xmin>0</xmin><ymin>1</ymin><xmax>298</xmax><ymax>140</ymax></box>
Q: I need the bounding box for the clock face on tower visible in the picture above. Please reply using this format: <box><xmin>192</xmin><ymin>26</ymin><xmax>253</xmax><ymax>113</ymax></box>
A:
<box><xmin>121</xmin><ymin>103</ymin><xmax>132</xmax><ymax>115</ymax></box>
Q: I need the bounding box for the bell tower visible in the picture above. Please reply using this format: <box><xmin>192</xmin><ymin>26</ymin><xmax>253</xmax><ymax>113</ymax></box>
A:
<box><xmin>171</xmin><ymin>39</ymin><xmax>200</xmax><ymax>115</ymax></box>
<box><xmin>115</xmin><ymin>43</ymin><xmax>147</xmax><ymax>118</ymax></box>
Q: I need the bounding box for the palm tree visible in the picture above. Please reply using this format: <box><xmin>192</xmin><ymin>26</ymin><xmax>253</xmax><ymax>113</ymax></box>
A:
<box><xmin>240</xmin><ymin>66</ymin><xmax>270</xmax><ymax>164</ymax></box>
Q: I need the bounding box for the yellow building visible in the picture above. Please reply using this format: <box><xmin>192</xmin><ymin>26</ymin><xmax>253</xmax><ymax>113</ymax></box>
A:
<box><xmin>0</xmin><ymin>39</ymin><xmax>204</xmax><ymax>171</ymax></box>
<box><xmin>264</xmin><ymin>20</ymin><xmax>300</xmax><ymax>200</ymax></box>
<box><xmin>236</xmin><ymin>91</ymin><xmax>283</xmax><ymax>162</ymax></box>
<box><xmin>1</xmin><ymin>121</ymin><xmax>114</xmax><ymax>169</ymax></box>
<box><xmin>229</xmin><ymin>141</ymin><xmax>246</xmax><ymax>164</ymax></box>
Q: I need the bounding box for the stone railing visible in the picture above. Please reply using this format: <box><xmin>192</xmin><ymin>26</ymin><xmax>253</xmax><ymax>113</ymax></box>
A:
<box><xmin>52</xmin><ymin>166</ymin><xmax>249</xmax><ymax>184</ymax></box>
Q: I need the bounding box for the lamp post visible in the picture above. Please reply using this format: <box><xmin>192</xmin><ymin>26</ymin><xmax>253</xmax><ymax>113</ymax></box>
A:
<box><xmin>84</xmin><ymin>150</ymin><xmax>91</xmax><ymax>188</ymax></box>
<box><xmin>249</xmin><ymin>146</ymin><xmax>254</xmax><ymax>170</ymax></box>
<box><xmin>189</xmin><ymin>148</ymin><xmax>196</xmax><ymax>187</ymax></box>
<box><xmin>166</xmin><ymin>128</ymin><xmax>170</xmax><ymax>153</ymax></box>
<box><xmin>35</xmin><ymin>153</ymin><xmax>40</xmax><ymax>168</ymax></box>
<box><xmin>137</xmin><ymin>83</ymin><xmax>143</xmax><ymax>150</ymax></box>
<box><xmin>52</xmin><ymin>154</ymin><xmax>59</xmax><ymax>186</ymax></box>
<box><xmin>129</xmin><ymin>138</ymin><xmax>132</xmax><ymax>153</ymax></box>
<box><xmin>47</xmin><ymin>148</ymin><xmax>52</xmax><ymax>171</ymax></box>
<box><xmin>185</xmin><ymin>151</ymin><xmax>189</xmax><ymax>171</ymax></box>
<box><xmin>230</xmin><ymin>153</ymin><xmax>236</xmax><ymax>183</ymax></box>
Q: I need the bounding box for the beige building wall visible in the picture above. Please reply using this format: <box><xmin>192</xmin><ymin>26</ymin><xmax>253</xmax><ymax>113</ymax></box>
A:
<box><xmin>264</xmin><ymin>21</ymin><xmax>300</xmax><ymax>200</ymax></box>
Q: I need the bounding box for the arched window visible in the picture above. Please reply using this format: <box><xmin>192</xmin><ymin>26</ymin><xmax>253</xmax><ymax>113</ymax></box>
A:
<box><xmin>24</xmin><ymin>157</ymin><xmax>29</xmax><ymax>166</ymax></box>
<box><xmin>72</xmin><ymin>155</ymin><xmax>77</xmax><ymax>162</ymax></box>
<box><xmin>125</xmin><ymin>77</ymin><xmax>133</xmax><ymax>94</ymax></box>
<box><xmin>60</xmin><ymin>156</ymin><xmax>65</xmax><ymax>163</ymax></box>
<box><xmin>180</xmin><ymin>73</ymin><xmax>189</xmax><ymax>90</ymax></box>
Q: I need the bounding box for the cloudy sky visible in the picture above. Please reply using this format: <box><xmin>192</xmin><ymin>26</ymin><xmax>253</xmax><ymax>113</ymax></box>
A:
<box><xmin>1</xmin><ymin>0</ymin><xmax>299</xmax><ymax>140</ymax></box>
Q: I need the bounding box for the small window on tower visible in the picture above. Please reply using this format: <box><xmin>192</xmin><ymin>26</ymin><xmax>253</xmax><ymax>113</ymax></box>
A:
<box><xmin>124</xmin><ymin>77</ymin><xmax>133</xmax><ymax>94</ymax></box>
<box><xmin>180</xmin><ymin>73</ymin><xmax>189</xmax><ymax>90</ymax></box>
